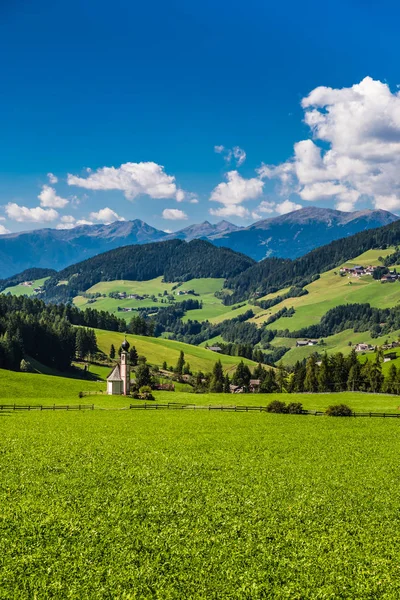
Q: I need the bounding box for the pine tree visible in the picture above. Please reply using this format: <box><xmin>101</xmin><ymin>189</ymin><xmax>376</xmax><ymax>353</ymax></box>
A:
<box><xmin>232</xmin><ymin>361</ymin><xmax>251</xmax><ymax>389</ymax></box>
<box><xmin>129</xmin><ymin>346</ymin><xmax>138</xmax><ymax>366</ymax></box>
<box><xmin>384</xmin><ymin>363</ymin><xmax>397</xmax><ymax>394</ymax></box>
<box><xmin>135</xmin><ymin>363</ymin><xmax>152</xmax><ymax>388</ymax></box>
<box><xmin>175</xmin><ymin>351</ymin><xmax>185</xmax><ymax>375</ymax></box>
<box><xmin>223</xmin><ymin>373</ymin><xmax>231</xmax><ymax>393</ymax></box>
<box><xmin>304</xmin><ymin>356</ymin><xmax>318</xmax><ymax>392</ymax></box>
<box><xmin>347</xmin><ymin>362</ymin><xmax>361</xmax><ymax>392</ymax></box>
<box><xmin>210</xmin><ymin>360</ymin><xmax>224</xmax><ymax>392</ymax></box>
<box><xmin>110</xmin><ymin>344</ymin><xmax>116</xmax><ymax>359</ymax></box>
<box><xmin>276</xmin><ymin>362</ymin><xmax>287</xmax><ymax>393</ymax></box>
<box><xmin>318</xmin><ymin>353</ymin><xmax>331</xmax><ymax>392</ymax></box>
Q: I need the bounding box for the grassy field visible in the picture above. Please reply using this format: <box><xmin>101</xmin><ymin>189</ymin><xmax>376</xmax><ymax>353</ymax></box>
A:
<box><xmin>250</xmin><ymin>248</ymin><xmax>400</xmax><ymax>332</ymax></box>
<box><xmin>74</xmin><ymin>277</ymin><xmax>229</xmax><ymax>320</ymax></box>
<box><xmin>1</xmin><ymin>407</ymin><xmax>400</xmax><ymax>598</ymax></box>
<box><xmin>93</xmin><ymin>328</ymin><xmax>257</xmax><ymax>373</ymax></box>
<box><xmin>2</xmin><ymin>277</ymin><xmax>49</xmax><ymax>296</ymax></box>
<box><xmin>73</xmin><ymin>276</ymin><xmax>263</xmax><ymax>324</ymax></box>
<box><xmin>272</xmin><ymin>328</ymin><xmax>400</xmax><ymax>366</ymax></box>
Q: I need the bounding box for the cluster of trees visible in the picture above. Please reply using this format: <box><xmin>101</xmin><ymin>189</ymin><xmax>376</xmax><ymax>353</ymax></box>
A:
<box><xmin>42</xmin><ymin>239</ymin><xmax>255</xmax><ymax>302</ymax></box>
<box><xmin>289</xmin><ymin>351</ymin><xmax>391</xmax><ymax>394</ymax></box>
<box><xmin>0</xmin><ymin>295</ymin><xmax>97</xmax><ymax>371</ymax></box>
<box><xmin>204</xmin><ymin>349</ymin><xmax>400</xmax><ymax>395</ymax></box>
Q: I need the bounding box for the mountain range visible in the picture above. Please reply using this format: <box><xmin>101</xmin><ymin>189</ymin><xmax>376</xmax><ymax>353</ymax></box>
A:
<box><xmin>0</xmin><ymin>206</ymin><xmax>397</xmax><ymax>278</ymax></box>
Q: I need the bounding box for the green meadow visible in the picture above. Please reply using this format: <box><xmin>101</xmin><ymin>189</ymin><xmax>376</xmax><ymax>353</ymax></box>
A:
<box><xmin>273</xmin><ymin>328</ymin><xmax>400</xmax><ymax>366</ymax></box>
<box><xmin>251</xmin><ymin>249</ymin><xmax>400</xmax><ymax>332</ymax></box>
<box><xmin>2</xmin><ymin>277</ymin><xmax>49</xmax><ymax>296</ymax></box>
<box><xmin>93</xmin><ymin>328</ymin><xmax>257</xmax><ymax>374</ymax></box>
<box><xmin>1</xmin><ymin>405</ymin><xmax>400</xmax><ymax>598</ymax></box>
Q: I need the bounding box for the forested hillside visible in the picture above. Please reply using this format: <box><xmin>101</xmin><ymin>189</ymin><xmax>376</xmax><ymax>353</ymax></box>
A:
<box><xmin>42</xmin><ymin>239</ymin><xmax>255</xmax><ymax>302</ymax></box>
<box><xmin>225</xmin><ymin>219</ymin><xmax>400</xmax><ymax>302</ymax></box>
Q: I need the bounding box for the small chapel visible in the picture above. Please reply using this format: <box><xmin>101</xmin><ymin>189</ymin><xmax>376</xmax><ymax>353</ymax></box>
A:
<box><xmin>107</xmin><ymin>338</ymin><xmax>131</xmax><ymax>395</ymax></box>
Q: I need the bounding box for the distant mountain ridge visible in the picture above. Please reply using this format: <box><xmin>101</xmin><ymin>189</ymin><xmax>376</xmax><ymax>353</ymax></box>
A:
<box><xmin>0</xmin><ymin>207</ymin><xmax>397</xmax><ymax>278</ymax></box>
<box><xmin>210</xmin><ymin>207</ymin><xmax>399</xmax><ymax>260</ymax></box>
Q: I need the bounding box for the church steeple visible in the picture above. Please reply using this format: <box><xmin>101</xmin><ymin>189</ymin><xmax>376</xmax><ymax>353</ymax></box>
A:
<box><xmin>120</xmin><ymin>336</ymin><xmax>130</xmax><ymax>396</ymax></box>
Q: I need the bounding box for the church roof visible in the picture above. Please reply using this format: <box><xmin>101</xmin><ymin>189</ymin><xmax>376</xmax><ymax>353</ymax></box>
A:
<box><xmin>107</xmin><ymin>364</ymin><xmax>123</xmax><ymax>381</ymax></box>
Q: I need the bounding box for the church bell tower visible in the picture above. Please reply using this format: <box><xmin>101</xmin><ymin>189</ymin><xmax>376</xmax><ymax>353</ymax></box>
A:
<box><xmin>120</xmin><ymin>337</ymin><xmax>130</xmax><ymax>396</ymax></box>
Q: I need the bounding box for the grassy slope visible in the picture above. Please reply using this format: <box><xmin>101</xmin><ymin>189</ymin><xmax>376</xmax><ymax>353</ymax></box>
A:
<box><xmin>250</xmin><ymin>249</ymin><xmax>400</xmax><ymax>332</ymax></box>
<box><xmin>73</xmin><ymin>276</ymin><xmax>262</xmax><ymax>324</ymax></box>
<box><xmin>74</xmin><ymin>277</ymin><xmax>229</xmax><ymax>320</ymax></box>
<box><xmin>93</xmin><ymin>328</ymin><xmax>257</xmax><ymax>373</ymax></box>
<box><xmin>2</xmin><ymin>277</ymin><xmax>49</xmax><ymax>296</ymax></box>
<box><xmin>274</xmin><ymin>328</ymin><xmax>400</xmax><ymax>366</ymax></box>
<box><xmin>1</xmin><ymin>410</ymin><xmax>400</xmax><ymax>597</ymax></box>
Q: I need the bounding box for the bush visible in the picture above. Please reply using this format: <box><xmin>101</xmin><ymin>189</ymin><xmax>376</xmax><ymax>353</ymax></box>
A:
<box><xmin>20</xmin><ymin>359</ymin><xmax>33</xmax><ymax>373</ymax></box>
<box><xmin>325</xmin><ymin>404</ymin><xmax>353</xmax><ymax>417</ymax></box>
<box><xmin>266</xmin><ymin>400</ymin><xmax>287</xmax><ymax>414</ymax></box>
<box><xmin>286</xmin><ymin>402</ymin><xmax>303</xmax><ymax>414</ymax></box>
<box><xmin>138</xmin><ymin>385</ymin><xmax>155</xmax><ymax>401</ymax></box>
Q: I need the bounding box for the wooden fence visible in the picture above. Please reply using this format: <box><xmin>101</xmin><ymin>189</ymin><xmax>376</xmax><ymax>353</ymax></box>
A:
<box><xmin>0</xmin><ymin>404</ymin><xmax>95</xmax><ymax>411</ymax></box>
<box><xmin>129</xmin><ymin>403</ymin><xmax>400</xmax><ymax>417</ymax></box>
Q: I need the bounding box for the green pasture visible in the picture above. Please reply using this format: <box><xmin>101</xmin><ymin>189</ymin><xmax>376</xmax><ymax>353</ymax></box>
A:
<box><xmin>250</xmin><ymin>248</ymin><xmax>400</xmax><ymax>332</ymax></box>
<box><xmin>74</xmin><ymin>277</ymin><xmax>230</xmax><ymax>321</ymax></box>
<box><xmin>2</xmin><ymin>277</ymin><xmax>49</xmax><ymax>296</ymax></box>
<box><xmin>93</xmin><ymin>328</ymin><xmax>257</xmax><ymax>373</ymax></box>
<box><xmin>273</xmin><ymin>328</ymin><xmax>400</xmax><ymax>366</ymax></box>
<box><xmin>1</xmin><ymin>409</ymin><xmax>400</xmax><ymax>598</ymax></box>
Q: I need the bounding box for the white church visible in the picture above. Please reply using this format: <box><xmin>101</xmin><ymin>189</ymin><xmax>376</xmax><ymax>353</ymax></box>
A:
<box><xmin>107</xmin><ymin>338</ymin><xmax>131</xmax><ymax>395</ymax></box>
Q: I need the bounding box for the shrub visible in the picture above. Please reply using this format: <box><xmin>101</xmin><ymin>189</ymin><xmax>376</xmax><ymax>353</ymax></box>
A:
<box><xmin>266</xmin><ymin>400</ymin><xmax>287</xmax><ymax>414</ymax></box>
<box><xmin>20</xmin><ymin>359</ymin><xmax>33</xmax><ymax>373</ymax></box>
<box><xmin>286</xmin><ymin>402</ymin><xmax>303</xmax><ymax>414</ymax></box>
<box><xmin>139</xmin><ymin>386</ymin><xmax>154</xmax><ymax>401</ymax></box>
<box><xmin>325</xmin><ymin>404</ymin><xmax>353</xmax><ymax>417</ymax></box>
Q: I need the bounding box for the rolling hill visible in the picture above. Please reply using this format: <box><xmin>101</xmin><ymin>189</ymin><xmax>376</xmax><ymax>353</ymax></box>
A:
<box><xmin>41</xmin><ymin>239</ymin><xmax>255</xmax><ymax>303</ymax></box>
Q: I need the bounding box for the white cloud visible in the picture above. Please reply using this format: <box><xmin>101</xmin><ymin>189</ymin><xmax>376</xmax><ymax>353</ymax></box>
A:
<box><xmin>373</xmin><ymin>194</ymin><xmax>400</xmax><ymax>213</ymax></box>
<box><xmin>215</xmin><ymin>145</ymin><xmax>246</xmax><ymax>167</ymax></box>
<box><xmin>56</xmin><ymin>215</ymin><xmax>95</xmax><ymax>229</ymax></box>
<box><xmin>210</xmin><ymin>205</ymin><xmax>251</xmax><ymax>218</ymax></box>
<box><xmin>76</xmin><ymin>219</ymin><xmax>94</xmax><ymax>226</ymax></box>
<box><xmin>38</xmin><ymin>185</ymin><xmax>69</xmax><ymax>208</ymax></box>
<box><xmin>257</xmin><ymin>201</ymin><xmax>276</xmax><ymax>214</ymax></box>
<box><xmin>68</xmin><ymin>161</ymin><xmax>184</xmax><ymax>201</ymax></box>
<box><xmin>260</xmin><ymin>77</ymin><xmax>400</xmax><ymax>212</ymax></box>
<box><xmin>0</xmin><ymin>225</ymin><xmax>10</xmax><ymax>234</ymax></box>
<box><xmin>176</xmin><ymin>189</ymin><xmax>185</xmax><ymax>202</ymax></box>
<box><xmin>254</xmin><ymin>199</ymin><xmax>302</xmax><ymax>217</ymax></box>
<box><xmin>162</xmin><ymin>208</ymin><xmax>188</xmax><ymax>220</ymax></box>
<box><xmin>190</xmin><ymin>198</ymin><xmax>199</xmax><ymax>204</ymax></box>
<box><xmin>5</xmin><ymin>203</ymin><xmax>58</xmax><ymax>222</ymax></box>
<box><xmin>47</xmin><ymin>172</ymin><xmax>58</xmax><ymax>184</ymax></box>
<box><xmin>56</xmin><ymin>223</ymin><xmax>75</xmax><ymax>230</ymax></box>
<box><xmin>275</xmin><ymin>200</ymin><xmax>302</xmax><ymax>215</ymax></box>
<box><xmin>209</xmin><ymin>170</ymin><xmax>264</xmax><ymax>217</ymax></box>
<box><xmin>89</xmin><ymin>208</ymin><xmax>125</xmax><ymax>224</ymax></box>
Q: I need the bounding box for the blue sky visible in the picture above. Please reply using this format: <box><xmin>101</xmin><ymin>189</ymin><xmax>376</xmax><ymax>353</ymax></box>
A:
<box><xmin>2</xmin><ymin>0</ymin><xmax>400</xmax><ymax>233</ymax></box>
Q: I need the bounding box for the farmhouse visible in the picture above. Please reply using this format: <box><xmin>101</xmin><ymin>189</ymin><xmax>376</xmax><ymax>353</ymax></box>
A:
<box><xmin>296</xmin><ymin>339</ymin><xmax>318</xmax><ymax>347</ymax></box>
<box><xmin>208</xmin><ymin>346</ymin><xmax>222</xmax><ymax>353</ymax></box>
<box><xmin>355</xmin><ymin>343</ymin><xmax>375</xmax><ymax>352</ymax></box>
